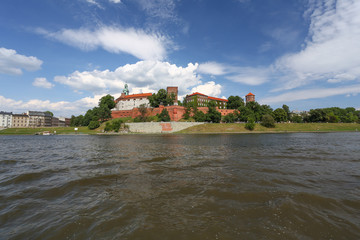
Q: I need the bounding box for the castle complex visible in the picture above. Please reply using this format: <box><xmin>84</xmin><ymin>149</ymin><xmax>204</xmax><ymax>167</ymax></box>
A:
<box><xmin>111</xmin><ymin>85</ymin><xmax>254</xmax><ymax>121</ymax></box>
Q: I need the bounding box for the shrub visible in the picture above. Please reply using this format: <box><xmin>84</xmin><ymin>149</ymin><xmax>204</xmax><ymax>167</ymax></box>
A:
<box><xmin>193</xmin><ymin>111</ymin><xmax>206</xmax><ymax>122</ymax></box>
<box><xmin>158</xmin><ymin>108</ymin><xmax>171</xmax><ymax>122</ymax></box>
<box><xmin>261</xmin><ymin>114</ymin><xmax>275</xmax><ymax>128</ymax></box>
<box><xmin>222</xmin><ymin>113</ymin><xmax>236</xmax><ymax>123</ymax></box>
<box><xmin>88</xmin><ymin>120</ymin><xmax>100</xmax><ymax>130</ymax></box>
<box><xmin>245</xmin><ymin>118</ymin><xmax>255</xmax><ymax>130</ymax></box>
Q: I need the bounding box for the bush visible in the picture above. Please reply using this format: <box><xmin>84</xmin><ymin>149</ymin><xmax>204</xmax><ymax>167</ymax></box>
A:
<box><xmin>158</xmin><ymin>108</ymin><xmax>171</xmax><ymax>122</ymax></box>
<box><xmin>261</xmin><ymin>114</ymin><xmax>275</xmax><ymax>128</ymax></box>
<box><xmin>222</xmin><ymin>113</ymin><xmax>236</xmax><ymax>123</ymax></box>
<box><xmin>88</xmin><ymin>120</ymin><xmax>100</xmax><ymax>130</ymax></box>
<box><xmin>193</xmin><ymin>111</ymin><xmax>206</xmax><ymax>122</ymax></box>
<box><xmin>245</xmin><ymin>118</ymin><xmax>255</xmax><ymax>130</ymax></box>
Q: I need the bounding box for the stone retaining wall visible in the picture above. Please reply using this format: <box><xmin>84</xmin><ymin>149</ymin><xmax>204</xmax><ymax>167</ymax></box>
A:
<box><xmin>126</xmin><ymin>122</ymin><xmax>204</xmax><ymax>133</ymax></box>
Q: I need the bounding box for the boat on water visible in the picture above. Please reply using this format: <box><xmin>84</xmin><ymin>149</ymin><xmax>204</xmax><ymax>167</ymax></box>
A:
<box><xmin>42</xmin><ymin>131</ymin><xmax>54</xmax><ymax>135</ymax></box>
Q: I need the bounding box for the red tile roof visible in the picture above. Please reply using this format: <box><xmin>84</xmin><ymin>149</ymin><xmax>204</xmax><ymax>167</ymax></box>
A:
<box><xmin>246</xmin><ymin>92</ymin><xmax>255</xmax><ymax>96</ymax></box>
<box><xmin>116</xmin><ymin>93</ymin><xmax>152</xmax><ymax>102</ymax></box>
<box><xmin>188</xmin><ymin>92</ymin><xmax>208</xmax><ymax>97</ymax></box>
<box><xmin>208</xmin><ymin>96</ymin><xmax>228</xmax><ymax>102</ymax></box>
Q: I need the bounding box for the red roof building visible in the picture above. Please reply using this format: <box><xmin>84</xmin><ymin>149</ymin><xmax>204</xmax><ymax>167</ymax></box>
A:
<box><xmin>185</xmin><ymin>92</ymin><xmax>228</xmax><ymax>109</ymax></box>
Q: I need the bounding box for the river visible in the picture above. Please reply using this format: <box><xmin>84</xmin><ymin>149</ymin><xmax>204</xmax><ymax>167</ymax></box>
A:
<box><xmin>1</xmin><ymin>133</ymin><xmax>360</xmax><ymax>239</ymax></box>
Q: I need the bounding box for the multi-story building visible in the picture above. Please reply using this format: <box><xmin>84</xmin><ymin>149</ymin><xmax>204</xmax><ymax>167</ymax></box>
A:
<box><xmin>12</xmin><ymin>114</ymin><xmax>29</xmax><ymax>128</ymax></box>
<box><xmin>51</xmin><ymin>117</ymin><xmax>59</xmax><ymax>127</ymax></box>
<box><xmin>28</xmin><ymin>111</ymin><xmax>52</xmax><ymax>127</ymax></box>
<box><xmin>0</xmin><ymin>111</ymin><xmax>12</xmax><ymax>128</ymax></box>
<box><xmin>184</xmin><ymin>92</ymin><xmax>228</xmax><ymax>109</ymax></box>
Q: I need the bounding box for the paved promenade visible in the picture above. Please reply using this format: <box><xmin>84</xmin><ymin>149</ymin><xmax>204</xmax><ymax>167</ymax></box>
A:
<box><xmin>126</xmin><ymin>122</ymin><xmax>204</xmax><ymax>133</ymax></box>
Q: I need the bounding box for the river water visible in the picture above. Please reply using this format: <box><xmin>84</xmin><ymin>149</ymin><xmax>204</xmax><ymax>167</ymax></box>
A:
<box><xmin>0</xmin><ymin>133</ymin><xmax>360</xmax><ymax>239</ymax></box>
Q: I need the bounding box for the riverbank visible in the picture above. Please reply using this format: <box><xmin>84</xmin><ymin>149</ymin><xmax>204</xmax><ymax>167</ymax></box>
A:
<box><xmin>0</xmin><ymin>127</ymin><xmax>99</xmax><ymax>135</ymax></box>
<box><xmin>1</xmin><ymin>123</ymin><xmax>359</xmax><ymax>135</ymax></box>
<box><xmin>177</xmin><ymin>122</ymin><xmax>360</xmax><ymax>133</ymax></box>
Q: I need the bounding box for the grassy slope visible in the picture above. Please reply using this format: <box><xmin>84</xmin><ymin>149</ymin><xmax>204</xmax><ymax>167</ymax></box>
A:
<box><xmin>177</xmin><ymin>123</ymin><xmax>360</xmax><ymax>133</ymax></box>
<box><xmin>0</xmin><ymin>127</ymin><xmax>100</xmax><ymax>135</ymax></box>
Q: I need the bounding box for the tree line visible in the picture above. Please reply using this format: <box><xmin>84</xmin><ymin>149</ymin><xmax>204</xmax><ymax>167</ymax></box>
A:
<box><xmin>70</xmin><ymin>91</ymin><xmax>360</xmax><ymax>130</ymax></box>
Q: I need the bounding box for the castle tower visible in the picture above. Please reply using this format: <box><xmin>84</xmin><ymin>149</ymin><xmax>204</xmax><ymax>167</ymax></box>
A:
<box><xmin>246</xmin><ymin>92</ymin><xmax>255</xmax><ymax>103</ymax></box>
<box><xmin>167</xmin><ymin>86</ymin><xmax>178</xmax><ymax>105</ymax></box>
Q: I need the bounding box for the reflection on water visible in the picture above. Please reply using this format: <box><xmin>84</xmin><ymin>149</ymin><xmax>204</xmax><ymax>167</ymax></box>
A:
<box><xmin>1</xmin><ymin>133</ymin><xmax>360</xmax><ymax>239</ymax></box>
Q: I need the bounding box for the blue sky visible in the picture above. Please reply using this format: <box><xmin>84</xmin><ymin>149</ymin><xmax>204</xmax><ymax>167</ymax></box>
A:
<box><xmin>1</xmin><ymin>0</ymin><xmax>360</xmax><ymax>117</ymax></box>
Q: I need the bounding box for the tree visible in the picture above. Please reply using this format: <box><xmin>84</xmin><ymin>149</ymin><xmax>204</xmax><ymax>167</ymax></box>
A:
<box><xmin>88</xmin><ymin>120</ymin><xmax>100</xmax><ymax>130</ymax></box>
<box><xmin>183</xmin><ymin>105</ymin><xmax>191</xmax><ymax>120</ymax></box>
<box><xmin>138</xmin><ymin>104</ymin><xmax>148</xmax><ymax>121</ymax></box>
<box><xmin>261</xmin><ymin>114</ymin><xmax>275</xmax><ymax>128</ymax></box>
<box><xmin>227</xmin><ymin>96</ymin><xmax>244</xmax><ymax>109</ymax></box>
<box><xmin>245</xmin><ymin>117</ymin><xmax>256</xmax><ymax>130</ymax></box>
<box><xmin>291</xmin><ymin>115</ymin><xmax>303</xmax><ymax>123</ymax></box>
<box><xmin>273</xmin><ymin>108</ymin><xmax>287</xmax><ymax>122</ymax></box>
<box><xmin>45</xmin><ymin>111</ymin><xmax>54</xmax><ymax>117</ymax></box>
<box><xmin>222</xmin><ymin>113</ymin><xmax>236</xmax><ymax>123</ymax></box>
<box><xmin>148</xmin><ymin>89</ymin><xmax>174</xmax><ymax>107</ymax></box>
<box><xmin>282</xmin><ymin>104</ymin><xmax>290</xmax><ymax>121</ymax></box>
<box><xmin>206</xmin><ymin>101</ymin><xmax>221</xmax><ymax>123</ymax></box>
<box><xmin>99</xmin><ymin>94</ymin><xmax>116</xmax><ymax>110</ymax></box>
<box><xmin>193</xmin><ymin>111</ymin><xmax>206</xmax><ymax>122</ymax></box>
<box><xmin>158</xmin><ymin>108</ymin><xmax>171</xmax><ymax>122</ymax></box>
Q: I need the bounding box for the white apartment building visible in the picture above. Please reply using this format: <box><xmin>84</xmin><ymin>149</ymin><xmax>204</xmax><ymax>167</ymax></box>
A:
<box><xmin>0</xmin><ymin>111</ymin><xmax>12</xmax><ymax>128</ymax></box>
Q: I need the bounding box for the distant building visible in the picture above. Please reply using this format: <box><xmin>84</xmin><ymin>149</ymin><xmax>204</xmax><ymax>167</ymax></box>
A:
<box><xmin>51</xmin><ymin>117</ymin><xmax>59</xmax><ymax>127</ymax></box>
<box><xmin>28</xmin><ymin>111</ymin><xmax>52</xmax><ymax>127</ymax></box>
<box><xmin>184</xmin><ymin>92</ymin><xmax>228</xmax><ymax>109</ymax></box>
<box><xmin>0</xmin><ymin>111</ymin><xmax>12</xmax><ymax>128</ymax></box>
<box><xmin>58</xmin><ymin>117</ymin><xmax>70</xmax><ymax>127</ymax></box>
<box><xmin>245</xmin><ymin>92</ymin><xmax>255</xmax><ymax>103</ymax></box>
<box><xmin>12</xmin><ymin>113</ymin><xmax>29</xmax><ymax>128</ymax></box>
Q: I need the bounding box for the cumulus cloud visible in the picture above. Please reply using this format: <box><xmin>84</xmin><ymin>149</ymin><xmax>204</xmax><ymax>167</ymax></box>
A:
<box><xmin>189</xmin><ymin>81</ymin><xmax>222</xmax><ymax>97</ymax></box>
<box><xmin>54</xmin><ymin>60</ymin><xmax>204</xmax><ymax>96</ymax></box>
<box><xmin>37</xmin><ymin>26</ymin><xmax>171</xmax><ymax>60</ymax></box>
<box><xmin>198</xmin><ymin>61</ymin><xmax>269</xmax><ymax>86</ymax></box>
<box><xmin>0</xmin><ymin>94</ymin><xmax>104</xmax><ymax>117</ymax></box>
<box><xmin>261</xmin><ymin>84</ymin><xmax>360</xmax><ymax>104</ymax></box>
<box><xmin>273</xmin><ymin>0</ymin><xmax>360</xmax><ymax>91</ymax></box>
<box><xmin>32</xmin><ymin>77</ymin><xmax>55</xmax><ymax>89</ymax></box>
<box><xmin>0</xmin><ymin>47</ymin><xmax>42</xmax><ymax>75</ymax></box>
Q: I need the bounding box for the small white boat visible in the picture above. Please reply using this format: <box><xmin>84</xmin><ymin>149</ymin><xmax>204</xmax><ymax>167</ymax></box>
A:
<box><xmin>42</xmin><ymin>131</ymin><xmax>53</xmax><ymax>135</ymax></box>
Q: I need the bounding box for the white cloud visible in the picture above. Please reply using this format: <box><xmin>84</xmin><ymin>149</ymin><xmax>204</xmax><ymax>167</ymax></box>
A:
<box><xmin>189</xmin><ymin>81</ymin><xmax>222</xmax><ymax>97</ymax></box>
<box><xmin>32</xmin><ymin>77</ymin><xmax>55</xmax><ymax>89</ymax></box>
<box><xmin>198</xmin><ymin>61</ymin><xmax>269</xmax><ymax>86</ymax></box>
<box><xmin>261</xmin><ymin>84</ymin><xmax>360</xmax><ymax>104</ymax></box>
<box><xmin>0</xmin><ymin>47</ymin><xmax>42</xmax><ymax>75</ymax></box>
<box><xmin>37</xmin><ymin>26</ymin><xmax>171</xmax><ymax>60</ymax></box>
<box><xmin>136</xmin><ymin>0</ymin><xmax>176</xmax><ymax>20</ymax></box>
<box><xmin>273</xmin><ymin>0</ymin><xmax>360</xmax><ymax>91</ymax></box>
<box><xmin>198</xmin><ymin>61</ymin><xmax>229</xmax><ymax>75</ymax></box>
<box><xmin>109</xmin><ymin>0</ymin><xmax>121</xmax><ymax>3</ymax></box>
<box><xmin>54</xmin><ymin>60</ymin><xmax>204</xmax><ymax>96</ymax></box>
<box><xmin>0</xmin><ymin>94</ymin><xmax>105</xmax><ymax>117</ymax></box>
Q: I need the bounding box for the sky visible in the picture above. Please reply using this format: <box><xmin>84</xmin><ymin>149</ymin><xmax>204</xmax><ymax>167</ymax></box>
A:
<box><xmin>1</xmin><ymin>0</ymin><xmax>360</xmax><ymax>117</ymax></box>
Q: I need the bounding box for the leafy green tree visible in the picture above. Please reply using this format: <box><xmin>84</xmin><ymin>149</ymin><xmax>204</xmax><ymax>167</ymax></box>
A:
<box><xmin>245</xmin><ymin>117</ymin><xmax>256</xmax><ymax>130</ymax></box>
<box><xmin>148</xmin><ymin>89</ymin><xmax>174</xmax><ymax>107</ymax></box>
<box><xmin>326</xmin><ymin>112</ymin><xmax>340</xmax><ymax>123</ymax></box>
<box><xmin>222</xmin><ymin>113</ymin><xmax>236</xmax><ymax>123</ymax></box>
<box><xmin>88</xmin><ymin>120</ymin><xmax>100</xmax><ymax>130</ymax></box>
<box><xmin>282</xmin><ymin>104</ymin><xmax>290</xmax><ymax>121</ymax></box>
<box><xmin>158</xmin><ymin>108</ymin><xmax>171</xmax><ymax>122</ymax></box>
<box><xmin>193</xmin><ymin>111</ymin><xmax>206</xmax><ymax>122</ymax></box>
<box><xmin>45</xmin><ymin>111</ymin><xmax>54</xmax><ymax>117</ymax></box>
<box><xmin>291</xmin><ymin>115</ymin><xmax>303</xmax><ymax>123</ymax></box>
<box><xmin>206</xmin><ymin>101</ymin><xmax>222</xmax><ymax>123</ymax></box>
<box><xmin>99</xmin><ymin>94</ymin><xmax>116</xmax><ymax>110</ymax></box>
<box><xmin>183</xmin><ymin>105</ymin><xmax>191</xmax><ymax>120</ymax></box>
<box><xmin>261</xmin><ymin>114</ymin><xmax>275</xmax><ymax>128</ymax></box>
<box><xmin>227</xmin><ymin>96</ymin><xmax>244</xmax><ymax>109</ymax></box>
<box><xmin>138</xmin><ymin>104</ymin><xmax>148</xmax><ymax>121</ymax></box>
<box><xmin>273</xmin><ymin>108</ymin><xmax>288</xmax><ymax>122</ymax></box>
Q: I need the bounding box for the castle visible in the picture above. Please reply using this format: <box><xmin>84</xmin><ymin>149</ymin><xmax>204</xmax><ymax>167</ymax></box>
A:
<box><xmin>111</xmin><ymin>85</ymin><xmax>255</xmax><ymax>121</ymax></box>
